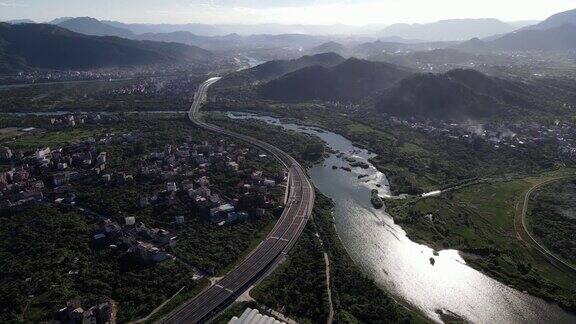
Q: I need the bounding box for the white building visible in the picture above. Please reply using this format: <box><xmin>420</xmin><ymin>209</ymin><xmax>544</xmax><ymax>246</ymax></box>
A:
<box><xmin>229</xmin><ymin>308</ymin><xmax>284</xmax><ymax>324</ymax></box>
<box><xmin>175</xmin><ymin>215</ymin><xmax>185</xmax><ymax>224</ymax></box>
<box><xmin>198</xmin><ymin>176</ymin><xmax>210</xmax><ymax>188</ymax></box>
<box><xmin>166</xmin><ymin>182</ymin><xmax>178</xmax><ymax>192</ymax></box>
<box><xmin>227</xmin><ymin>161</ymin><xmax>239</xmax><ymax>171</ymax></box>
<box><xmin>97</xmin><ymin>152</ymin><xmax>107</xmax><ymax>164</ymax></box>
<box><xmin>36</xmin><ymin>147</ymin><xmax>51</xmax><ymax>159</ymax></box>
<box><xmin>53</xmin><ymin>172</ymin><xmax>70</xmax><ymax>186</ymax></box>
<box><xmin>0</xmin><ymin>146</ymin><xmax>12</xmax><ymax>159</ymax></box>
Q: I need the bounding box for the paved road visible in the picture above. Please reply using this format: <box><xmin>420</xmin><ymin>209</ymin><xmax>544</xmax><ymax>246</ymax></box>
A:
<box><xmin>322</xmin><ymin>252</ymin><xmax>334</xmax><ymax>324</ymax></box>
<box><xmin>516</xmin><ymin>176</ymin><xmax>576</xmax><ymax>275</ymax></box>
<box><xmin>161</xmin><ymin>77</ymin><xmax>315</xmax><ymax>324</ymax></box>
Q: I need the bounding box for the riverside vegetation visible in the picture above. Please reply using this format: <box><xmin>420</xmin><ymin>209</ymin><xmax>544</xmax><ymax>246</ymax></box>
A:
<box><xmin>211</xmin><ymin>107</ymin><xmax>576</xmax><ymax>318</ymax></box>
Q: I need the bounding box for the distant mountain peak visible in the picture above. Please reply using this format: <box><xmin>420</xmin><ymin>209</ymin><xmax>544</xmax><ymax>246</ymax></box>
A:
<box><xmin>216</xmin><ymin>52</ymin><xmax>346</xmax><ymax>89</ymax></box>
<box><xmin>0</xmin><ymin>23</ymin><xmax>213</xmax><ymax>72</ymax></box>
<box><xmin>377</xmin><ymin>68</ymin><xmax>542</xmax><ymax>120</ymax></box>
<box><xmin>457</xmin><ymin>23</ymin><xmax>576</xmax><ymax>52</ymax></box>
<box><xmin>526</xmin><ymin>8</ymin><xmax>576</xmax><ymax>30</ymax></box>
<box><xmin>56</xmin><ymin>16</ymin><xmax>135</xmax><ymax>38</ymax></box>
<box><xmin>3</xmin><ymin>19</ymin><xmax>35</xmax><ymax>25</ymax></box>
<box><xmin>380</xmin><ymin>18</ymin><xmax>518</xmax><ymax>41</ymax></box>
<box><xmin>258</xmin><ymin>57</ymin><xmax>412</xmax><ymax>102</ymax></box>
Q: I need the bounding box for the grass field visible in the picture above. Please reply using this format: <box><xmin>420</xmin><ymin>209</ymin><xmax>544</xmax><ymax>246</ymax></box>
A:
<box><xmin>527</xmin><ymin>178</ymin><xmax>576</xmax><ymax>268</ymax></box>
<box><xmin>386</xmin><ymin>171</ymin><xmax>576</xmax><ymax>312</ymax></box>
<box><xmin>0</xmin><ymin>127</ymin><xmax>22</xmax><ymax>140</ymax></box>
<box><xmin>4</xmin><ymin>128</ymin><xmax>112</xmax><ymax>151</ymax></box>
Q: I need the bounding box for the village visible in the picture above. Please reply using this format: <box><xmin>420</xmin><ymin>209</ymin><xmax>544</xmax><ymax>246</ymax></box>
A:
<box><xmin>390</xmin><ymin>116</ymin><xmax>576</xmax><ymax>163</ymax></box>
<box><xmin>1</xmin><ymin>113</ymin><xmax>286</xmax><ymax>270</ymax></box>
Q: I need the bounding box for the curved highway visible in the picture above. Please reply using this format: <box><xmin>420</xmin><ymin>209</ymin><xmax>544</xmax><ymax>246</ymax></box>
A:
<box><xmin>517</xmin><ymin>177</ymin><xmax>576</xmax><ymax>275</ymax></box>
<box><xmin>161</xmin><ymin>77</ymin><xmax>315</xmax><ymax>324</ymax></box>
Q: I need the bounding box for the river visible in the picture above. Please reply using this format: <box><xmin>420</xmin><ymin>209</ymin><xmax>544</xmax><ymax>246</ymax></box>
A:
<box><xmin>226</xmin><ymin>112</ymin><xmax>576</xmax><ymax>324</ymax></box>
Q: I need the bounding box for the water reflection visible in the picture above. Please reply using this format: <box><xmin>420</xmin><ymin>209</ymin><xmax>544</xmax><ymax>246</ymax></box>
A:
<box><xmin>227</xmin><ymin>112</ymin><xmax>575</xmax><ymax>324</ymax></box>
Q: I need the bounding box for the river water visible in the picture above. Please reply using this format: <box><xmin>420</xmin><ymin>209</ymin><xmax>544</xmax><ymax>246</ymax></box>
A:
<box><xmin>227</xmin><ymin>112</ymin><xmax>576</xmax><ymax>324</ymax></box>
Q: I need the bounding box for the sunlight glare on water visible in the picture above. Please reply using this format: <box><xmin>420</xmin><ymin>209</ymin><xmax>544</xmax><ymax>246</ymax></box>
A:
<box><xmin>227</xmin><ymin>112</ymin><xmax>575</xmax><ymax>324</ymax></box>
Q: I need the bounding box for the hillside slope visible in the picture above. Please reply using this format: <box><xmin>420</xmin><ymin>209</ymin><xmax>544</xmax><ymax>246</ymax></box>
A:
<box><xmin>259</xmin><ymin>58</ymin><xmax>412</xmax><ymax>102</ymax></box>
<box><xmin>216</xmin><ymin>52</ymin><xmax>345</xmax><ymax>89</ymax></box>
<box><xmin>489</xmin><ymin>25</ymin><xmax>576</xmax><ymax>51</ymax></box>
<box><xmin>376</xmin><ymin>69</ymin><xmax>544</xmax><ymax>120</ymax></box>
<box><xmin>0</xmin><ymin>23</ymin><xmax>214</xmax><ymax>72</ymax></box>
<box><xmin>57</xmin><ymin>17</ymin><xmax>135</xmax><ymax>38</ymax></box>
<box><xmin>524</xmin><ymin>8</ymin><xmax>576</xmax><ymax>30</ymax></box>
<box><xmin>380</xmin><ymin>19</ymin><xmax>518</xmax><ymax>41</ymax></box>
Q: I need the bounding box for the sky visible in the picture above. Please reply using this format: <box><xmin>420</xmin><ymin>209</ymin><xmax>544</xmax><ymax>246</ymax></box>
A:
<box><xmin>1</xmin><ymin>0</ymin><xmax>575</xmax><ymax>25</ymax></box>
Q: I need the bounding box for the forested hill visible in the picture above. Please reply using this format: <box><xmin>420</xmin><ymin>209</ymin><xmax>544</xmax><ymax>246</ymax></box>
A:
<box><xmin>258</xmin><ymin>57</ymin><xmax>412</xmax><ymax>102</ymax></box>
<box><xmin>0</xmin><ymin>23</ymin><xmax>214</xmax><ymax>72</ymax></box>
<box><xmin>376</xmin><ymin>69</ymin><xmax>551</xmax><ymax>120</ymax></box>
<box><xmin>215</xmin><ymin>52</ymin><xmax>346</xmax><ymax>89</ymax></box>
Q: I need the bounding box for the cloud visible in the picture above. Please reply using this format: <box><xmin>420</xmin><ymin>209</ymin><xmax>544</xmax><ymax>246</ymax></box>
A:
<box><xmin>0</xmin><ymin>1</ymin><xmax>28</xmax><ymax>7</ymax></box>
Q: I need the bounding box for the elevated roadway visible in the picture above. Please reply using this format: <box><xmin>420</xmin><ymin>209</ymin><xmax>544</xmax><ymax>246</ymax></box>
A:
<box><xmin>161</xmin><ymin>77</ymin><xmax>315</xmax><ymax>323</ymax></box>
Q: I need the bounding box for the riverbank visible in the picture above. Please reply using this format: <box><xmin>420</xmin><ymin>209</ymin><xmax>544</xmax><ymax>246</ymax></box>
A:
<box><xmin>252</xmin><ymin>193</ymin><xmax>424</xmax><ymax>323</ymax></box>
<box><xmin>207</xmin><ymin>113</ymin><xmax>425</xmax><ymax>322</ymax></box>
<box><xmin>214</xmin><ymin>110</ymin><xmax>576</xmax><ymax>323</ymax></box>
<box><xmin>210</xmin><ymin>104</ymin><xmax>566</xmax><ymax>197</ymax></box>
<box><xmin>386</xmin><ymin>172</ymin><xmax>576</xmax><ymax>314</ymax></box>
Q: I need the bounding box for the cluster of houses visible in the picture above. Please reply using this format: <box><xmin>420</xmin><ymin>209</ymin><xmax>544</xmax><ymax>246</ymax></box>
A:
<box><xmin>392</xmin><ymin>117</ymin><xmax>576</xmax><ymax>163</ymax></box>
<box><xmin>55</xmin><ymin>299</ymin><xmax>116</xmax><ymax>324</ymax></box>
<box><xmin>47</xmin><ymin>113</ymin><xmax>126</xmax><ymax>129</ymax></box>
<box><xmin>0</xmin><ymin>159</ymin><xmax>45</xmax><ymax>212</ymax></box>
<box><xmin>94</xmin><ymin>217</ymin><xmax>177</xmax><ymax>264</ymax></box>
<box><xmin>137</xmin><ymin>140</ymin><xmax>285</xmax><ymax>225</ymax></box>
<box><xmin>0</xmin><ymin>131</ymin><xmax>138</xmax><ymax>212</ymax></box>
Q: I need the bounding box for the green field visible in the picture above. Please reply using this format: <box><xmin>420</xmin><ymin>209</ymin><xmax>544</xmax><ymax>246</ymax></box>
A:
<box><xmin>0</xmin><ymin>75</ymin><xmax>204</xmax><ymax>113</ymax></box>
<box><xmin>217</xmin><ymin>105</ymin><xmax>564</xmax><ymax>196</ymax></box>
<box><xmin>386</xmin><ymin>173</ymin><xmax>576</xmax><ymax>312</ymax></box>
<box><xmin>7</xmin><ymin>128</ymin><xmax>111</xmax><ymax>150</ymax></box>
<box><xmin>527</xmin><ymin>178</ymin><xmax>576</xmax><ymax>267</ymax></box>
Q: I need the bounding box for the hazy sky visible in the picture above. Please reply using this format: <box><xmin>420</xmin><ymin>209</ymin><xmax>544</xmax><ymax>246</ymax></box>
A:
<box><xmin>1</xmin><ymin>0</ymin><xmax>575</xmax><ymax>25</ymax></box>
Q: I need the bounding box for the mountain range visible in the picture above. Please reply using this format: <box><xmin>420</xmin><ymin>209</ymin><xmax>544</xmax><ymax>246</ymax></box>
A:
<box><xmin>135</xmin><ymin>31</ymin><xmax>330</xmax><ymax>52</ymax></box>
<box><xmin>216</xmin><ymin>52</ymin><xmax>346</xmax><ymax>89</ymax></box>
<box><xmin>456</xmin><ymin>24</ymin><xmax>576</xmax><ymax>52</ymax></box>
<box><xmin>8</xmin><ymin>14</ymin><xmax>573</xmax><ymax>57</ymax></box>
<box><xmin>0</xmin><ymin>23</ymin><xmax>213</xmax><ymax>72</ymax></box>
<box><xmin>308</xmin><ymin>42</ymin><xmax>348</xmax><ymax>56</ymax></box>
<box><xmin>5</xmin><ymin>16</ymin><xmax>544</xmax><ymax>44</ymax></box>
<box><xmin>55</xmin><ymin>17</ymin><xmax>538</xmax><ymax>40</ymax></box>
<box><xmin>3</xmin><ymin>19</ymin><xmax>35</xmax><ymax>25</ymax></box>
<box><xmin>379</xmin><ymin>19</ymin><xmax>532</xmax><ymax>41</ymax></box>
<box><xmin>349</xmin><ymin>39</ymin><xmax>459</xmax><ymax>58</ymax></box>
<box><xmin>1</xmin><ymin>7</ymin><xmax>576</xmax><ymax>75</ymax></box>
<box><xmin>237</xmin><ymin>53</ymin><xmax>571</xmax><ymax>121</ymax></box>
<box><xmin>56</xmin><ymin>17</ymin><xmax>135</xmax><ymax>38</ymax></box>
<box><xmin>258</xmin><ymin>57</ymin><xmax>412</xmax><ymax>102</ymax></box>
<box><xmin>522</xmin><ymin>8</ymin><xmax>576</xmax><ymax>30</ymax></box>
<box><xmin>376</xmin><ymin>69</ymin><xmax>539</xmax><ymax>120</ymax></box>
<box><xmin>454</xmin><ymin>8</ymin><xmax>576</xmax><ymax>52</ymax></box>
<box><xmin>47</xmin><ymin>18</ymin><xmax>386</xmax><ymax>36</ymax></box>
<box><xmin>367</xmin><ymin>48</ymin><xmax>480</xmax><ymax>67</ymax></box>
